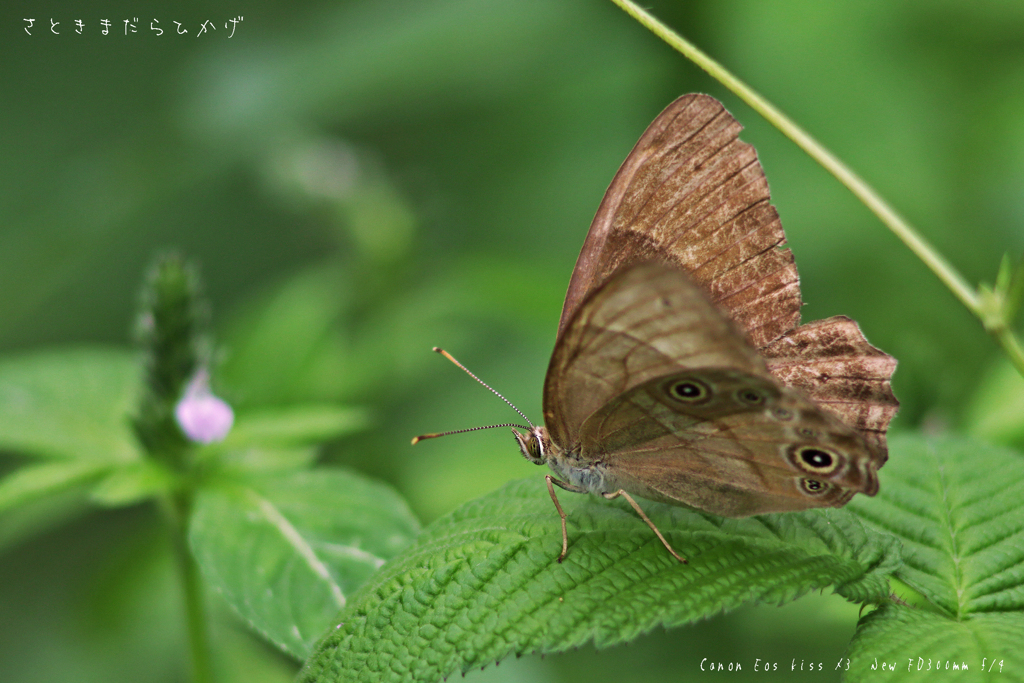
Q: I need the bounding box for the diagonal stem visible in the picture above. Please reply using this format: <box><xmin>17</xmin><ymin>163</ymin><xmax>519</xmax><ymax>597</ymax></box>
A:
<box><xmin>609</xmin><ymin>0</ymin><xmax>1024</xmax><ymax>378</ymax></box>
<box><xmin>993</xmin><ymin>326</ymin><xmax>1024</xmax><ymax>377</ymax></box>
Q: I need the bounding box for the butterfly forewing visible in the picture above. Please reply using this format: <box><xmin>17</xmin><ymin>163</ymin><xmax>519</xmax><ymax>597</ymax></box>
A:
<box><xmin>558</xmin><ymin>93</ymin><xmax>801</xmax><ymax>350</ymax></box>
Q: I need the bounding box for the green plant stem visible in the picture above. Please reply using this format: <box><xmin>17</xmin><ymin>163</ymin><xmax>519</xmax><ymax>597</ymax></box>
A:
<box><xmin>995</xmin><ymin>327</ymin><xmax>1024</xmax><ymax>377</ymax></box>
<box><xmin>609</xmin><ymin>0</ymin><xmax>1024</xmax><ymax>378</ymax></box>
<box><xmin>161</xmin><ymin>491</ymin><xmax>214</xmax><ymax>683</ymax></box>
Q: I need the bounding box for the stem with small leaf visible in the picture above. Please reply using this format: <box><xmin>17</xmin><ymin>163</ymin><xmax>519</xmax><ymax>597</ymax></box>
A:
<box><xmin>609</xmin><ymin>0</ymin><xmax>1024</xmax><ymax>378</ymax></box>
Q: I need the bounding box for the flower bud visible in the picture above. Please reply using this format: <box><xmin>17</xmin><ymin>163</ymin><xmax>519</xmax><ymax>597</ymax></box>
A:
<box><xmin>175</xmin><ymin>370</ymin><xmax>234</xmax><ymax>444</ymax></box>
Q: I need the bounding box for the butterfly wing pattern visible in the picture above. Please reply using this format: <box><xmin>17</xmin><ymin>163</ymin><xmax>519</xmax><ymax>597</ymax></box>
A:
<box><xmin>547</xmin><ymin>263</ymin><xmax>880</xmax><ymax>516</ymax></box>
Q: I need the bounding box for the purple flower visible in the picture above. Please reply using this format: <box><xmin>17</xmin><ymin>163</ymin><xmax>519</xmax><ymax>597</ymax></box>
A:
<box><xmin>175</xmin><ymin>370</ymin><xmax>234</xmax><ymax>444</ymax></box>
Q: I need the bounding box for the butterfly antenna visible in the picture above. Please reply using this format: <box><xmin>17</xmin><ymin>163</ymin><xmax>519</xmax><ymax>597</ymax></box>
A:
<box><xmin>411</xmin><ymin>423</ymin><xmax>530</xmax><ymax>445</ymax></box>
<box><xmin>411</xmin><ymin>347</ymin><xmax>535</xmax><ymax>445</ymax></box>
<box><xmin>432</xmin><ymin>347</ymin><xmax>535</xmax><ymax>427</ymax></box>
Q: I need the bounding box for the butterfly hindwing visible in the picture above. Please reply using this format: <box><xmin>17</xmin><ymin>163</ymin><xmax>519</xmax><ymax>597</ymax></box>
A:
<box><xmin>762</xmin><ymin>316</ymin><xmax>898</xmax><ymax>463</ymax></box>
<box><xmin>576</xmin><ymin>368</ymin><xmax>877</xmax><ymax>516</ymax></box>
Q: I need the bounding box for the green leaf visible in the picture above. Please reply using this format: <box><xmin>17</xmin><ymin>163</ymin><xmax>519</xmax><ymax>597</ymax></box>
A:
<box><xmin>0</xmin><ymin>347</ymin><xmax>141</xmax><ymax>462</ymax></box>
<box><xmin>964</xmin><ymin>358</ymin><xmax>1024</xmax><ymax>448</ymax></box>
<box><xmin>0</xmin><ymin>482</ymin><xmax>93</xmax><ymax>552</ymax></box>
<box><xmin>845</xmin><ymin>605</ymin><xmax>1023</xmax><ymax>680</ymax></box>
<box><xmin>222</xmin><ymin>404</ymin><xmax>369</xmax><ymax>449</ymax></box>
<box><xmin>300</xmin><ymin>476</ymin><xmax>898</xmax><ymax>683</ymax></box>
<box><xmin>214</xmin><ymin>446</ymin><xmax>321</xmax><ymax>475</ymax></box>
<box><xmin>0</xmin><ymin>459</ymin><xmax>112</xmax><ymax>513</ymax></box>
<box><xmin>845</xmin><ymin>434</ymin><xmax>1024</xmax><ymax>680</ymax></box>
<box><xmin>190</xmin><ymin>468</ymin><xmax>420</xmax><ymax>660</ymax></box>
<box><xmin>89</xmin><ymin>460</ymin><xmax>178</xmax><ymax>507</ymax></box>
<box><xmin>849</xmin><ymin>434</ymin><xmax>1024</xmax><ymax>617</ymax></box>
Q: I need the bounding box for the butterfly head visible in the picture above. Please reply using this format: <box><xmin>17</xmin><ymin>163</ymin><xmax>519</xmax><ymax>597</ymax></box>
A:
<box><xmin>512</xmin><ymin>425</ymin><xmax>551</xmax><ymax>466</ymax></box>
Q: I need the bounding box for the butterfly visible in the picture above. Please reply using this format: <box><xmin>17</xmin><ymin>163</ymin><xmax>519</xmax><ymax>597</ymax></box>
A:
<box><xmin>420</xmin><ymin>94</ymin><xmax>898</xmax><ymax>563</ymax></box>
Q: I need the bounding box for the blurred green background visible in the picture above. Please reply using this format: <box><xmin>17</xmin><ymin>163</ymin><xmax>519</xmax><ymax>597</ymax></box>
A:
<box><xmin>3</xmin><ymin>0</ymin><xmax>1023</xmax><ymax>681</ymax></box>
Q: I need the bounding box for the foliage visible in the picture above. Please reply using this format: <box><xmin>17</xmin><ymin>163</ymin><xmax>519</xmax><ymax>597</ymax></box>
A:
<box><xmin>845</xmin><ymin>435</ymin><xmax>1024</xmax><ymax>679</ymax></box>
<box><xmin>301</xmin><ymin>481</ymin><xmax>898</xmax><ymax>682</ymax></box>
<box><xmin>0</xmin><ymin>335</ymin><xmax>416</xmax><ymax>675</ymax></box>
<box><xmin>3</xmin><ymin>1</ymin><xmax>1024</xmax><ymax>683</ymax></box>
<box><xmin>191</xmin><ymin>469</ymin><xmax>419</xmax><ymax>659</ymax></box>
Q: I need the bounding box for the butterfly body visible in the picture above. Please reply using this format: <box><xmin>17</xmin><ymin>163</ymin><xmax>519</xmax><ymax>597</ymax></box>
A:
<box><xmin>513</xmin><ymin>425</ymin><xmax>613</xmax><ymax>497</ymax></box>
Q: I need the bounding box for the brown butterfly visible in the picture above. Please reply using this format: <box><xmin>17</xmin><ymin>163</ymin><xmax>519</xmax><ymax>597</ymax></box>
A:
<box><xmin>420</xmin><ymin>94</ymin><xmax>898</xmax><ymax>563</ymax></box>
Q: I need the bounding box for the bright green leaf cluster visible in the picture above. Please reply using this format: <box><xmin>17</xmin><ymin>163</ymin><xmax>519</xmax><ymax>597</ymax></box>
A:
<box><xmin>847</xmin><ymin>607</ymin><xmax>1022</xmax><ymax>679</ymax></box>
<box><xmin>847</xmin><ymin>434</ymin><xmax>1024</xmax><ymax>678</ymax></box>
<box><xmin>4</xmin><ymin>318</ymin><xmax>1024</xmax><ymax>683</ymax></box>
<box><xmin>0</xmin><ymin>344</ymin><xmax>411</xmax><ymax>659</ymax></box>
<box><xmin>300</xmin><ymin>478</ymin><xmax>899</xmax><ymax>682</ymax></box>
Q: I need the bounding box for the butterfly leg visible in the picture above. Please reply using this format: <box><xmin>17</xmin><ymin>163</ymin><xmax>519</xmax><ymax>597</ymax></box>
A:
<box><xmin>545</xmin><ymin>475</ymin><xmax>586</xmax><ymax>563</ymax></box>
<box><xmin>602</xmin><ymin>489</ymin><xmax>687</xmax><ymax>564</ymax></box>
